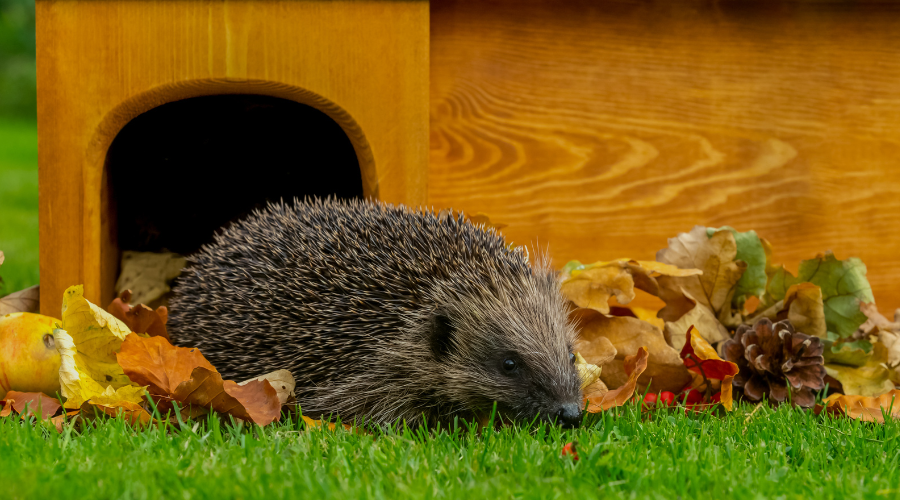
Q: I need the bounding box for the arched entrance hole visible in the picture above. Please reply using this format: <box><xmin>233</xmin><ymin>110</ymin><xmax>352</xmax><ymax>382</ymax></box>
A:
<box><xmin>106</xmin><ymin>94</ymin><xmax>362</xmax><ymax>255</ymax></box>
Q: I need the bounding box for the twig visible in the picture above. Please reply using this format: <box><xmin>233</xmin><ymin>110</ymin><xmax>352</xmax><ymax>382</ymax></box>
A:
<box><xmin>742</xmin><ymin>403</ymin><xmax>762</xmax><ymax>434</ymax></box>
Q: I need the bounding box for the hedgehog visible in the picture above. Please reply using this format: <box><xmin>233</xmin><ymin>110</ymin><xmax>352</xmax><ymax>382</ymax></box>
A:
<box><xmin>168</xmin><ymin>198</ymin><xmax>583</xmax><ymax>427</ymax></box>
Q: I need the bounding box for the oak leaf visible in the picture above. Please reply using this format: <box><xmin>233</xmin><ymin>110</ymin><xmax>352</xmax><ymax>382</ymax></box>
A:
<box><xmin>706</xmin><ymin>226</ymin><xmax>767</xmax><ymax>308</ymax></box>
<box><xmin>0</xmin><ymin>284</ymin><xmax>40</xmax><ymax>315</ymax></box>
<box><xmin>824</xmin><ymin>342</ymin><xmax>894</xmax><ymax>398</ymax></box>
<box><xmin>573</xmin><ymin>308</ymin><xmax>690</xmax><ymax>393</ymax></box>
<box><xmin>585</xmin><ymin>347</ymin><xmax>648</xmax><ymax>412</ymax></box>
<box><xmin>0</xmin><ymin>391</ymin><xmax>61</xmax><ymax>419</ymax></box>
<box><xmin>107</xmin><ymin>290</ymin><xmax>170</xmax><ymax>340</ymax></box>
<box><xmin>819</xmin><ymin>390</ymin><xmax>900</xmax><ymax>423</ymax></box>
<box><xmin>663</xmin><ymin>290</ymin><xmax>730</xmax><ymax>351</ymax></box>
<box><xmin>561</xmin><ymin>259</ymin><xmax>700</xmax><ymax>314</ymax></box>
<box><xmin>767</xmin><ymin>252</ymin><xmax>874</xmax><ymax>342</ymax></box>
<box><xmin>118</xmin><ymin>333</ymin><xmax>281</xmax><ymax>426</ymax></box>
<box><xmin>657</xmin><ymin>226</ymin><xmax>746</xmax><ymax>326</ymax></box>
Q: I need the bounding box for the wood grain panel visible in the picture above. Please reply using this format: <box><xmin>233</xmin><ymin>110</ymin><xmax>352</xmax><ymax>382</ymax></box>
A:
<box><xmin>430</xmin><ymin>0</ymin><xmax>900</xmax><ymax>311</ymax></box>
<box><xmin>36</xmin><ymin>0</ymin><xmax>428</xmax><ymax>315</ymax></box>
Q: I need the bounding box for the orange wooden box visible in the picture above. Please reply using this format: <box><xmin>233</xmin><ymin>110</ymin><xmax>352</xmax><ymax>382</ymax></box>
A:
<box><xmin>37</xmin><ymin>0</ymin><xmax>900</xmax><ymax>315</ymax></box>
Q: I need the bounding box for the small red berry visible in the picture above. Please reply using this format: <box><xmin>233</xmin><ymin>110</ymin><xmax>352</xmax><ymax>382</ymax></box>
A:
<box><xmin>643</xmin><ymin>393</ymin><xmax>658</xmax><ymax>407</ymax></box>
<box><xmin>562</xmin><ymin>442</ymin><xmax>579</xmax><ymax>461</ymax></box>
<box><xmin>659</xmin><ymin>391</ymin><xmax>675</xmax><ymax>406</ymax></box>
<box><xmin>684</xmin><ymin>389</ymin><xmax>704</xmax><ymax>405</ymax></box>
<box><xmin>711</xmin><ymin>392</ymin><xmax>722</xmax><ymax>403</ymax></box>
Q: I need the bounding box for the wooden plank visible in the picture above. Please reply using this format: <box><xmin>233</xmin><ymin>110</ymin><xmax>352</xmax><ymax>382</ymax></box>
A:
<box><xmin>36</xmin><ymin>0</ymin><xmax>428</xmax><ymax>315</ymax></box>
<box><xmin>430</xmin><ymin>0</ymin><xmax>900</xmax><ymax>312</ymax></box>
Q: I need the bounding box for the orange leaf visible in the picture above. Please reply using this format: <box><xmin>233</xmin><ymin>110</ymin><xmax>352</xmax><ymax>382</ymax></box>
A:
<box><xmin>89</xmin><ymin>400</ymin><xmax>153</xmax><ymax>427</ymax></box>
<box><xmin>680</xmin><ymin>326</ymin><xmax>739</xmax><ymax>411</ymax></box>
<box><xmin>50</xmin><ymin>410</ymin><xmax>80</xmax><ymax>433</ymax></box>
<box><xmin>302</xmin><ymin>415</ymin><xmax>353</xmax><ymax>431</ymax></box>
<box><xmin>820</xmin><ymin>390</ymin><xmax>900</xmax><ymax>423</ymax></box>
<box><xmin>585</xmin><ymin>346</ymin><xmax>649</xmax><ymax>412</ymax></box>
<box><xmin>0</xmin><ymin>391</ymin><xmax>61</xmax><ymax>419</ymax></box>
<box><xmin>107</xmin><ymin>291</ymin><xmax>170</xmax><ymax>340</ymax></box>
<box><xmin>117</xmin><ymin>333</ymin><xmax>215</xmax><ymax>397</ymax></box>
<box><xmin>173</xmin><ymin>367</ymin><xmax>281</xmax><ymax>426</ymax></box>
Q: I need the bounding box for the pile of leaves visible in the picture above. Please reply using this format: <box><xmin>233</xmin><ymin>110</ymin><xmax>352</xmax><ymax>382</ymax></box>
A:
<box><xmin>564</xmin><ymin>225</ymin><xmax>900</xmax><ymax>422</ymax></box>
<box><xmin>1</xmin><ymin>285</ymin><xmax>296</xmax><ymax>431</ymax></box>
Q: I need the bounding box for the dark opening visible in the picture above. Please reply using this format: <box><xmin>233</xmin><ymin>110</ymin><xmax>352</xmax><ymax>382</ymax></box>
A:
<box><xmin>106</xmin><ymin>94</ymin><xmax>362</xmax><ymax>255</ymax></box>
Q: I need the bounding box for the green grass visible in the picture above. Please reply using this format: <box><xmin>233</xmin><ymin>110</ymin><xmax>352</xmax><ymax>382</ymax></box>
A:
<box><xmin>0</xmin><ymin>116</ymin><xmax>39</xmax><ymax>296</ymax></box>
<box><xmin>2</xmin><ymin>403</ymin><xmax>900</xmax><ymax>499</ymax></box>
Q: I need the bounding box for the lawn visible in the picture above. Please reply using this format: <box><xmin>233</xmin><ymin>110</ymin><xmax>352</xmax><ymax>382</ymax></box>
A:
<box><xmin>2</xmin><ymin>403</ymin><xmax>899</xmax><ymax>499</ymax></box>
<box><xmin>0</xmin><ymin>117</ymin><xmax>39</xmax><ymax>296</ymax></box>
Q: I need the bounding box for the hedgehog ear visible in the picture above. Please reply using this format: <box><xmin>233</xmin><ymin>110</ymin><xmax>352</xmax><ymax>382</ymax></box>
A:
<box><xmin>429</xmin><ymin>310</ymin><xmax>455</xmax><ymax>359</ymax></box>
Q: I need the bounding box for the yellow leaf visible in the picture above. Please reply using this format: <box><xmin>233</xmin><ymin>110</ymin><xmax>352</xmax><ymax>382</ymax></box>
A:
<box><xmin>782</xmin><ymin>283</ymin><xmax>827</xmax><ymax>339</ymax></box>
<box><xmin>574</xmin><ymin>352</ymin><xmax>601</xmax><ymax>390</ymax></box>
<box><xmin>561</xmin><ymin>259</ymin><xmax>701</xmax><ymax>314</ymax></box>
<box><xmin>54</xmin><ymin>285</ymin><xmax>145</xmax><ymax>409</ymax></box>
<box><xmin>825</xmin><ymin>343</ymin><xmax>894</xmax><ymax>398</ymax></box>
<box><xmin>630</xmin><ymin>306</ymin><xmax>665</xmax><ymax>331</ymax></box>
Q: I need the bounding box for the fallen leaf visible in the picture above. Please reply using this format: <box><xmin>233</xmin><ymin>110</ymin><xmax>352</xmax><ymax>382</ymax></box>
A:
<box><xmin>663</xmin><ymin>291</ymin><xmax>730</xmax><ymax>351</ymax></box>
<box><xmin>574</xmin><ymin>352</ymin><xmax>601</xmax><ymax>390</ymax></box>
<box><xmin>0</xmin><ymin>391</ymin><xmax>61</xmax><ymax>419</ymax></box>
<box><xmin>573</xmin><ymin>308</ymin><xmax>690</xmax><ymax>393</ymax></box>
<box><xmin>820</xmin><ymin>390</ymin><xmax>900</xmax><ymax>423</ymax></box>
<box><xmin>706</xmin><ymin>227</ymin><xmax>767</xmax><ymax>309</ymax></box>
<box><xmin>54</xmin><ymin>285</ymin><xmax>146</xmax><ymax>409</ymax></box>
<box><xmin>779</xmin><ymin>283</ymin><xmax>827</xmax><ymax>339</ymax></box>
<box><xmin>0</xmin><ymin>284</ymin><xmax>40</xmax><ymax>315</ymax></box>
<box><xmin>561</xmin><ymin>259</ymin><xmax>701</xmax><ymax>314</ymax></box>
<box><xmin>83</xmin><ymin>400</ymin><xmax>152</xmax><ymax>427</ymax></box>
<box><xmin>239</xmin><ymin>369</ymin><xmax>297</xmax><ymax>406</ymax></box>
<box><xmin>630</xmin><ymin>307</ymin><xmax>665</xmax><ymax>331</ymax></box>
<box><xmin>656</xmin><ymin>226</ymin><xmax>746</xmax><ymax>326</ymax></box>
<box><xmin>825</xmin><ymin>343</ymin><xmax>894</xmax><ymax>398</ymax></box>
<box><xmin>50</xmin><ymin>410</ymin><xmax>81</xmax><ymax>433</ymax></box>
<box><xmin>585</xmin><ymin>347</ymin><xmax>649</xmax><ymax>412</ymax></box>
<box><xmin>117</xmin><ymin>333</ymin><xmax>215</xmax><ymax>399</ymax></box>
<box><xmin>115</xmin><ymin>251</ymin><xmax>186</xmax><ymax>305</ymax></box>
<box><xmin>679</xmin><ymin>326</ymin><xmax>739</xmax><ymax>411</ymax></box>
<box><xmin>302</xmin><ymin>415</ymin><xmax>353</xmax><ymax>431</ymax></box>
<box><xmin>107</xmin><ymin>290</ymin><xmax>170</xmax><ymax>340</ymax></box>
<box><xmin>118</xmin><ymin>333</ymin><xmax>281</xmax><ymax>425</ymax></box>
<box><xmin>582</xmin><ymin>378</ymin><xmax>609</xmax><ymax>403</ymax></box>
<box><xmin>767</xmin><ymin>252</ymin><xmax>874</xmax><ymax>341</ymax></box>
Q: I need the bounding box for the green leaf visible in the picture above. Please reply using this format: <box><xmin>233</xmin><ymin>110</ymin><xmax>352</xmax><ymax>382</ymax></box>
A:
<box><xmin>768</xmin><ymin>252</ymin><xmax>874</xmax><ymax>341</ymax></box>
<box><xmin>707</xmin><ymin>226</ymin><xmax>766</xmax><ymax>307</ymax></box>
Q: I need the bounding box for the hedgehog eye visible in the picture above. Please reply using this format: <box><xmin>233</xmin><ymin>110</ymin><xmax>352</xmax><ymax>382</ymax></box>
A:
<box><xmin>569</xmin><ymin>352</ymin><xmax>576</xmax><ymax>364</ymax></box>
<box><xmin>503</xmin><ymin>359</ymin><xmax>517</xmax><ymax>372</ymax></box>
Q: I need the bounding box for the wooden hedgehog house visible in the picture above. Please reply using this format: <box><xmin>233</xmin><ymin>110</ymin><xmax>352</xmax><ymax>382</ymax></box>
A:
<box><xmin>36</xmin><ymin>0</ymin><xmax>900</xmax><ymax>316</ymax></box>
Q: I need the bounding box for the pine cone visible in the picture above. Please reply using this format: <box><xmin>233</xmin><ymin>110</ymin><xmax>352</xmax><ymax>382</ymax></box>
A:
<box><xmin>722</xmin><ymin>318</ymin><xmax>826</xmax><ymax>408</ymax></box>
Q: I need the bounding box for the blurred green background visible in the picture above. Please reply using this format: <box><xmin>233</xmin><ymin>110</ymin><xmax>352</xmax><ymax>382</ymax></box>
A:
<box><xmin>0</xmin><ymin>0</ymin><xmax>38</xmax><ymax>297</ymax></box>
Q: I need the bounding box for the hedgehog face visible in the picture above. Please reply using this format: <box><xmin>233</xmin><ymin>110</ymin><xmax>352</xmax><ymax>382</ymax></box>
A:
<box><xmin>429</xmin><ymin>273</ymin><xmax>583</xmax><ymax>427</ymax></box>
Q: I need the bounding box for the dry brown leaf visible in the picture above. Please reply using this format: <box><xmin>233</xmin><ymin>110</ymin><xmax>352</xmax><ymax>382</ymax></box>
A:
<box><xmin>585</xmin><ymin>347</ymin><xmax>648</xmax><ymax>412</ymax></box>
<box><xmin>663</xmin><ymin>291</ymin><xmax>730</xmax><ymax>351</ymax></box>
<box><xmin>81</xmin><ymin>400</ymin><xmax>152</xmax><ymax>427</ymax></box>
<box><xmin>117</xmin><ymin>333</ymin><xmax>215</xmax><ymax>399</ymax></box>
<box><xmin>0</xmin><ymin>285</ymin><xmax>40</xmax><ymax>315</ymax></box>
<box><xmin>115</xmin><ymin>251</ymin><xmax>186</xmax><ymax>305</ymax></box>
<box><xmin>582</xmin><ymin>378</ymin><xmax>609</xmax><ymax>403</ymax></box>
<box><xmin>561</xmin><ymin>265</ymin><xmax>634</xmax><ymax>314</ymax></box>
<box><xmin>820</xmin><ymin>390</ymin><xmax>900</xmax><ymax>423</ymax></box>
<box><xmin>0</xmin><ymin>391</ymin><xmax>61</xmax><ymax>419</ymax></box>
<box><xmin>107</xmin><ymin>290</ymin><xmax>170</xmax><ymax>340</ymax></box>
<box><xmin>657</xmin><ymin>227</ymin><xmax>746</xmax><ymax>323</ymax></box>
<box><xmin>173</xmin><ymin>367</ymin><xmax>281</xmax><ymax>426</ymax></box>
<box><xmin>780</xmin><ymin>283</ymin><xmax>827</xmax><ymax>339</ymax></box>
<box><xmin>239</xmin><ymin>369</ymin><xmax>296</xmax><ymax>406</ymax></box>
<box><xmin>573</xmin><ymin>308</ymin><xmax>690</xmax><ymax>393</ymax></box>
